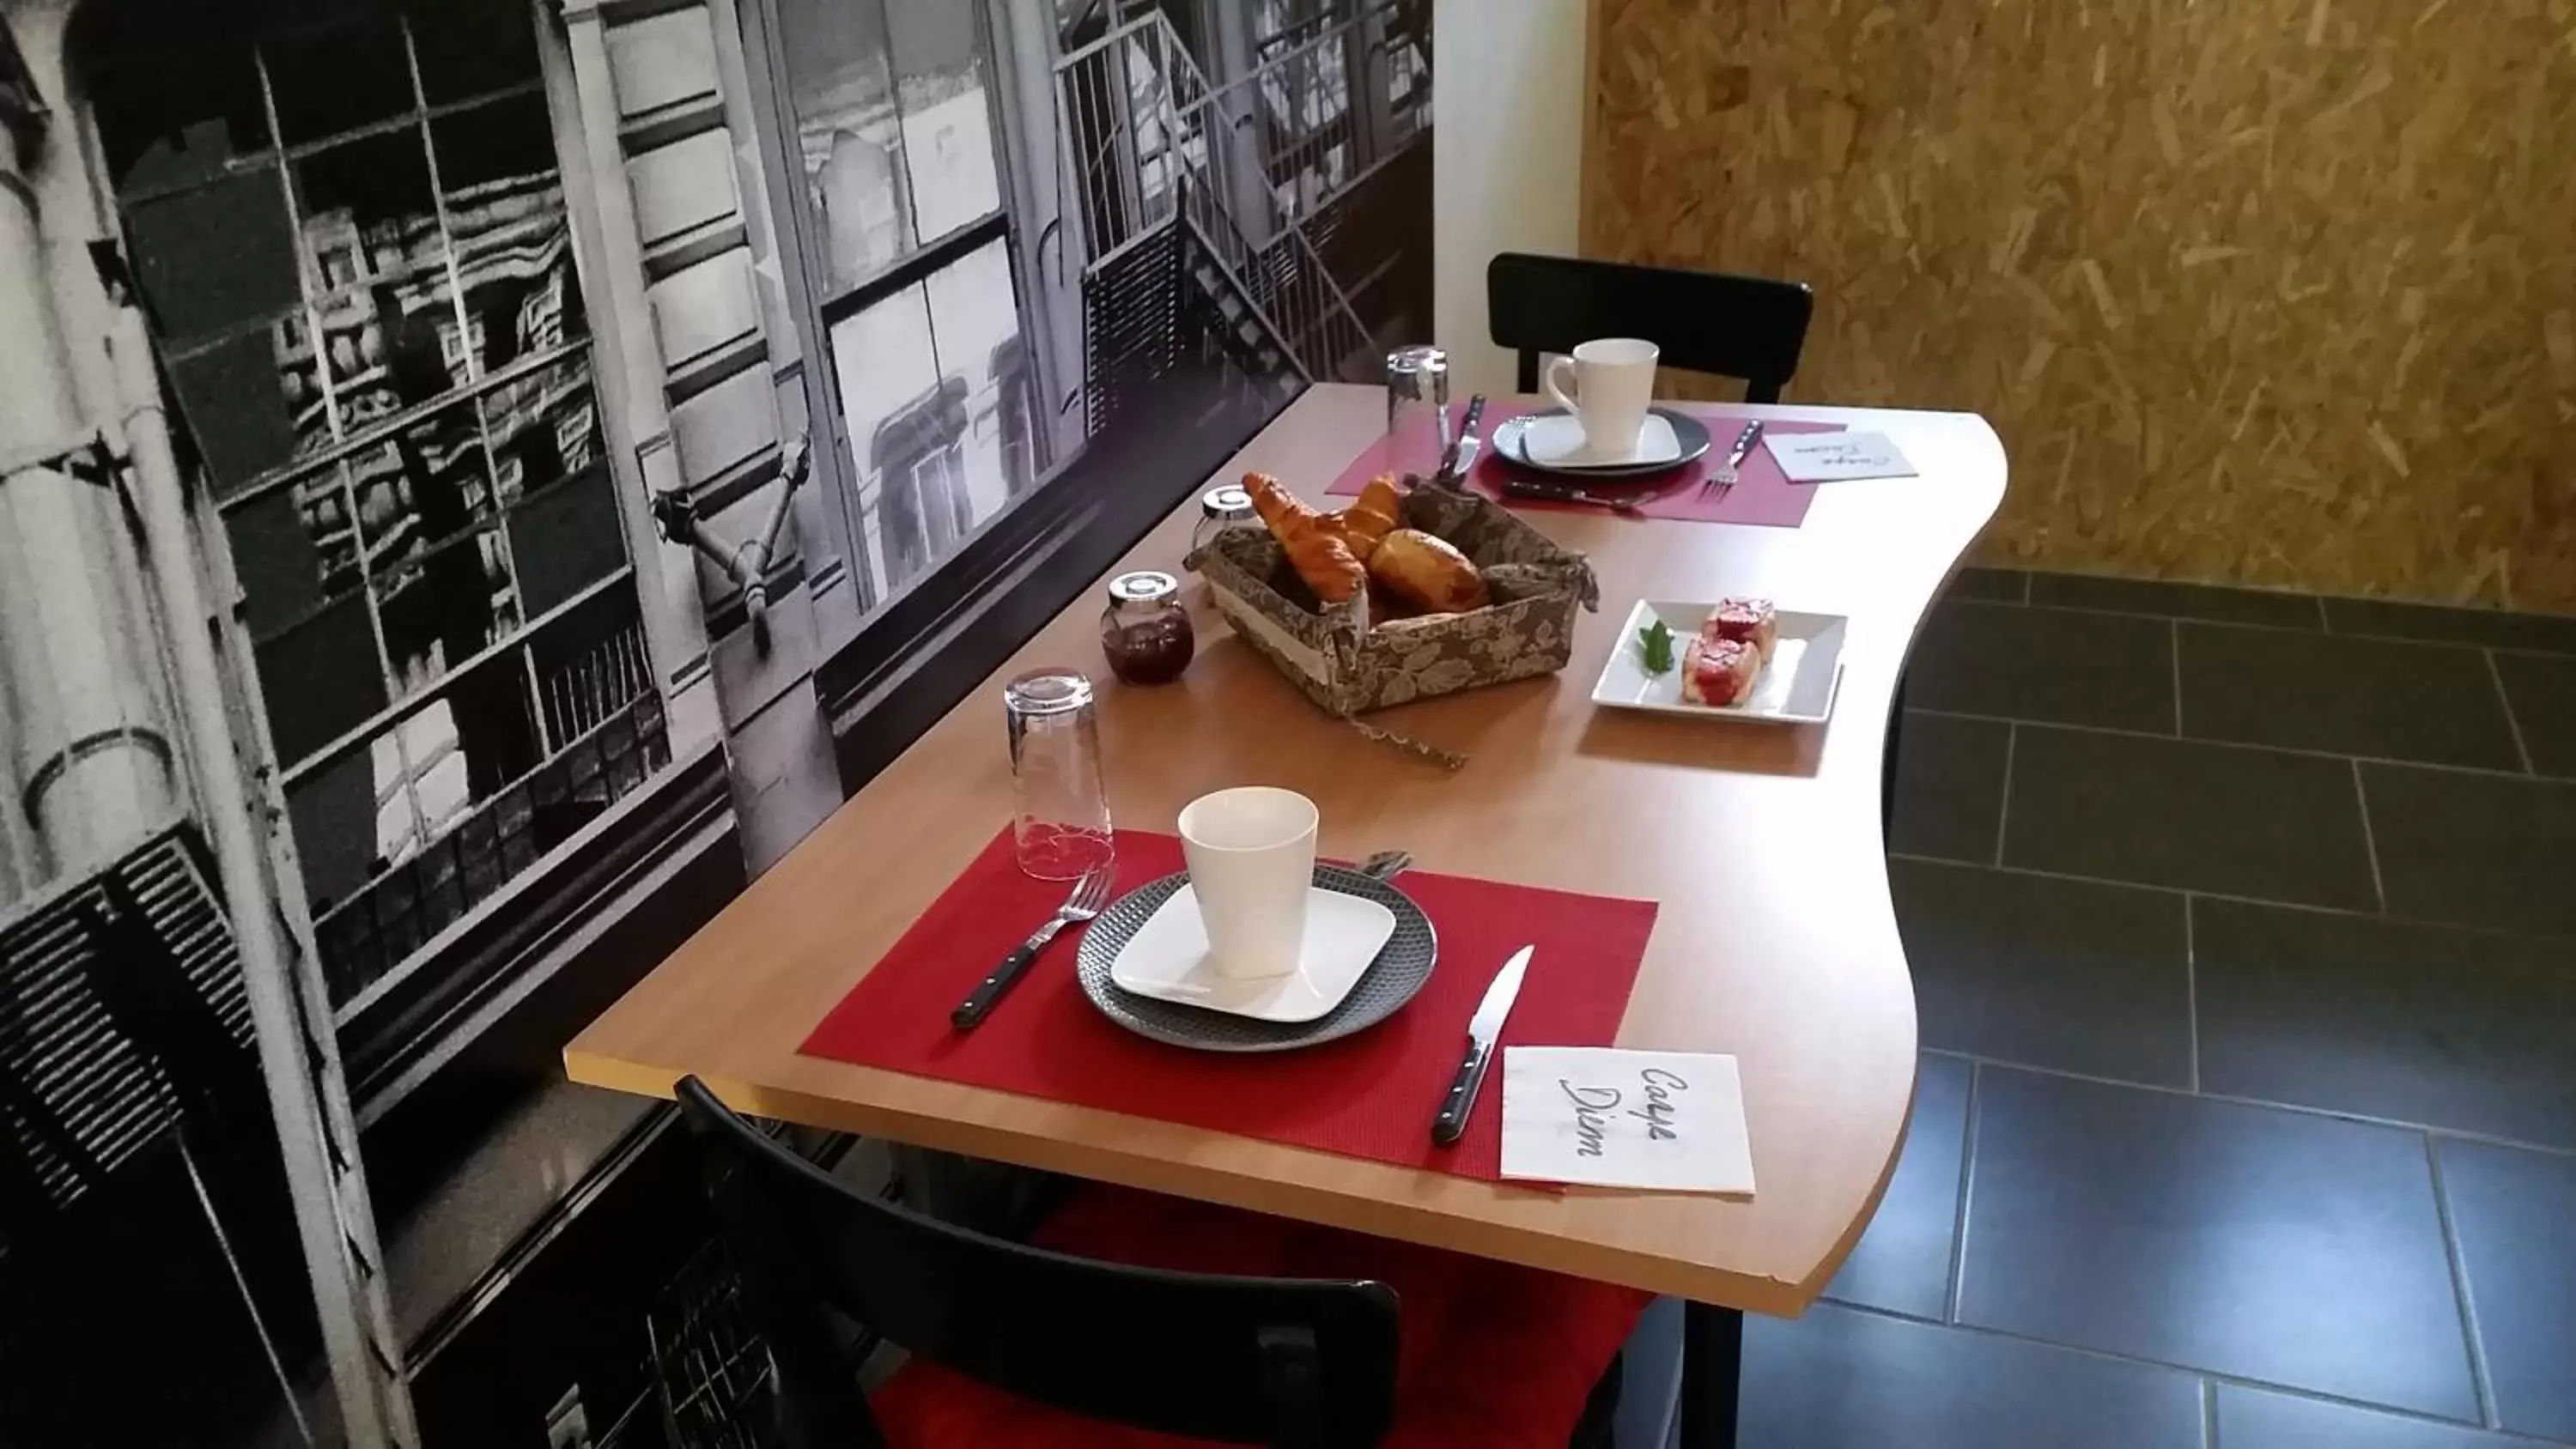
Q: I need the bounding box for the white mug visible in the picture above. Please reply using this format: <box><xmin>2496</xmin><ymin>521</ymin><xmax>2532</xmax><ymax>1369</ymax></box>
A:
<box><xmin>1176</xmin><ymin>786</ymin><xmax>1318</xmax><ymax>980</ymax></box>
<box><xmin>1543</xmin><ymin>337</ymin><xmax>1660</xmax><ymax>459</ymax></box>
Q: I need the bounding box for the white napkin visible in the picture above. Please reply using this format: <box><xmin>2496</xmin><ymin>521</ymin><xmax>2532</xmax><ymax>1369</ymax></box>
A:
<box><xmin>1499</xmin><ymin>1048</ymin><xmax>1756</xmax><ymax>1195</ymax></box>
<box><xmin>1769</xmin><ymin>430</ymin><xmax>1917</xmax><ymax>482</ymax></box>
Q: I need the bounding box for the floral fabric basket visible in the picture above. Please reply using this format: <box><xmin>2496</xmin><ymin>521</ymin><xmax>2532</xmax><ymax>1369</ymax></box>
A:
<box><xmin>1189</xmin><ymin>486</ymin><xmax>1601</xmax><ymax>718</ymax></box>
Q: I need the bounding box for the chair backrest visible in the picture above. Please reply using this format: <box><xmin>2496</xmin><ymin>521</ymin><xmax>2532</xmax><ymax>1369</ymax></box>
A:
<box><xmin>675</xmin><ymin>1078</ymin><xmax>1402</xmax><ymax>1449</ymax></box>
<box><xmin>1486</xmin><ymin>252</ymin><xmax>1815</xmax><ymax>403</ymax></box>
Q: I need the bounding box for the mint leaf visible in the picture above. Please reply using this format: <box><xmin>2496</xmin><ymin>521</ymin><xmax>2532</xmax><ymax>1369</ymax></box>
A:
<box><xmin>1637</xmin><ymin>619</ymin><xmax>1677</xmax><ymax>675</ymax></box>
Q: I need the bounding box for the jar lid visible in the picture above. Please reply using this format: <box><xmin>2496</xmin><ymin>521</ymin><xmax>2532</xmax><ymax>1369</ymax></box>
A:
<box><xmin>1200</xmin><ymin>485</ymin><xmax>1254</xmax><ymax>522</ymax></box>
<box><xmin>1106</xmin><ymin>571</ymin><xmax>1179</xmax><ymax>606</ymax></box>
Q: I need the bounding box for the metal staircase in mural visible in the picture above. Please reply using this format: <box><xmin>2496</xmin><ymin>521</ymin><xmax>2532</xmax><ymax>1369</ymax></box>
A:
<box><xmin>0</xmin><ymin>818</ymin><xmax>412</xmax><ymax>1446</ymax></box>
<box><xmin>1057</xmin><ymin>3</ymin><xmax>1430</xmax><ymax>436</ymax></box>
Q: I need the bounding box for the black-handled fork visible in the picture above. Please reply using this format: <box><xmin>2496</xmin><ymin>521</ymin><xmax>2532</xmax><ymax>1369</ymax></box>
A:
<box><xmin>952</xmin><ymin>867</ymin><xmax>1113</xmax><ymax>1029</ymax></box>
<box><xmin>1702</xmin><ymin>420</ymin><xmax>1765</xmax><ymax>494</ymax></box>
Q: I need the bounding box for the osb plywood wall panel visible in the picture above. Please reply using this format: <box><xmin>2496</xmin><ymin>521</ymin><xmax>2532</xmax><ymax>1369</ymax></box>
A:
<box><xmin>1583</xmin><ymin>0</ymin><xmax>2576</xmax><ymax>609</ymax></box>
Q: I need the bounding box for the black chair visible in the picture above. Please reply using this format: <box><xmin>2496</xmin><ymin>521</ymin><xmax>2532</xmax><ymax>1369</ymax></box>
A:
<box><xmin>677</xmin><ymin>1078</ymin><xmax>1635</xmax><ymax>1449</ymax></box>
<box><xmin>1485</xmin><ymin>252</ymin><xmax>1814</xmax><ymax>403</ymax></box>
<box><xmin>678</xmin><ymin>1077</ymin><xmax>1397</xmax><ymax>1448</ymax></box>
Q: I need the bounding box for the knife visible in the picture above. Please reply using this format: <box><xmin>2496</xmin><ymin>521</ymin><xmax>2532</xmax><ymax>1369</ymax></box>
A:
<box><xmin>1431</xmin><ymin>943</ymin><xmax>1534</xmax><ymax>1145</ymax></box>
<box><xmin>1498</xmin><ymin>477</ymin><xmax>1643</xmax><ymax>514</ymax></box>
<box><xmin>1431</xmin><ymin>394</ymin><xmax>1487</xmax><ymax>489</ymax></box>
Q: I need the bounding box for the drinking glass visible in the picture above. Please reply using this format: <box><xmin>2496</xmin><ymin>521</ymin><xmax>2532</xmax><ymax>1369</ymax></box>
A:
<box><xmin>1384</xmin><ymin>344</ymin><xmax>1450</xmax><ymax>479</ymax></box>
<box><xmin>1004</xmin><ymin>667</ymin><xmax>1114</xmax><ymax>880</ymax></box>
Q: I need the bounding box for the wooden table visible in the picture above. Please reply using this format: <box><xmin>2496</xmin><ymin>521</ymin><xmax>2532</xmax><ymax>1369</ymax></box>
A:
<box><xmin>568</xmin><ymin>384</ymin><xmax>2005</xmax><ymax>1434</ymax></box>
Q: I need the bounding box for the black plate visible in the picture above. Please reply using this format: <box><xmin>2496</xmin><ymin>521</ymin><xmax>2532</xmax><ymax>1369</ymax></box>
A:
<box><xmin>1076</xmin><ymin>865</ymin><xmax>1437</xmax><ymax>1053</ymax></box>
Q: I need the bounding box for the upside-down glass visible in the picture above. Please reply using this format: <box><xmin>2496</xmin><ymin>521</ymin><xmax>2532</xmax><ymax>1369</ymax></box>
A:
<box><xmin>1004</xmin><ymin>667</ymin><xmax>1114</xmax><ymax>880</ymax></box>
<box><xmin>1384</xmin><ymin>344</ymin><xmax>1450</xmax><ymax>480</ymax></box>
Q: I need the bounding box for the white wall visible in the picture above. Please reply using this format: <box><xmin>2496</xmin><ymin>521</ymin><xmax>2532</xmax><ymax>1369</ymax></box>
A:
<box><xmin>1431</xmin><ymin>0</ymin><xmax>1588</xmax><ymax>394</ymax></box>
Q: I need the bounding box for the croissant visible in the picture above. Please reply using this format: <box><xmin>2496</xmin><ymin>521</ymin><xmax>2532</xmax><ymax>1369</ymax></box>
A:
<box><xmin>1339</xmin><ymin>476</ymin><xmax>1403</xmax><ymax>558</ymax></box>
<box><xmin>1244</xmin><ymin>472</ymin><xmax>1367</xmax><ymax>604</ymax></box>
<box><xmin>1244</xmin><ymin>471</ymin><xmax>1319</xmax><ymax>537</ymax></box>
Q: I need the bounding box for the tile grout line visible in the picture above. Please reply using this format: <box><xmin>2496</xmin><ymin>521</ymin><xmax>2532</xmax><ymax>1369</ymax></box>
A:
<box><xmin>1991</xmin><ymin>723</ymin><xmax>2018</xmax><ymax>868</ymax></box>
<box><xmin>1941</xmin><ymin>1058</ymin><xmax>1984</xmax><ymax>1325</ymax></box>
<box><xmin>2488</xmin><ymin>647</ymin><xmax>2537</xmax><ymax>775</ymax></box>
<box><xmin>1913</xmin><ymin>1046</ymin><xmax>2576</xmax><ymax>1161</ymax></box>
<box><xmin>1903</xmin><ymin>706</ymin><xmax>2555</xmax><ymax>785</ymax></box>
<box><xmin>1816</xmin><ymin>1298</ymin><xmax>2563</xmax><ymax>1446</ymax></box>
<box><xmin>2425</xmin><ymin>1136</ymin><xmax>2502</xmax><ymax>1430</ymax></box>
<box><xmin>2353</xmin><ymin>759</ymin><xmax>2388</xmax><ymax>913</ymax></box>
<box><xmin>2202</xmin><ymin>1375</ymin><xmax>2219</xmax><ymax>1449</ymax></box>
<box><xmin>1997</xmin><ymin>569</ymin><xmax>2576</xmax><ymax>653</ymax></box>
<box><xmin>2170</xmin><ymin>615</ymin><xmax>2186</xmax><ymax>737</ymax></box>
<box><xmin>2183</xmin><ymin>894</ymin><xmax>2200</xmax><ymax>1094</ymax></box>
<box><xmin>1885</xmin><ymin>849</ymin><xmax>2576</xmax><ymax>954</ymax></box>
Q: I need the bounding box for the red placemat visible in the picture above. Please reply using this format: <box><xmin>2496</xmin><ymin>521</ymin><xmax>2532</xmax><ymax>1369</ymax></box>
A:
<box><xmin>1327</xmin><ymin>400</ymin><xmax>1843</xmax><ymax>527</ymax></box>
<box><xmin>800</xmin><ymin>829</ymin><xmax>1658</xmax><ymax>1181</ymax></box>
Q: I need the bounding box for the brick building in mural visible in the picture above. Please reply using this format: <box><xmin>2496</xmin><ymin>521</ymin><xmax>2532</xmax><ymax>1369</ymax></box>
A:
<box><xmin>0</xmin><ymin>0</ymin><xmax>1427</xmax><ymax>1440</ymax></box>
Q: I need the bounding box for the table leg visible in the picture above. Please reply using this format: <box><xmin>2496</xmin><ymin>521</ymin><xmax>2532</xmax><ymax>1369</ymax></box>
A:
<box><xmin>1677</xmin><ymin>1300</ymin><xmax>1743</xmax><ymax>1448</ymax></box>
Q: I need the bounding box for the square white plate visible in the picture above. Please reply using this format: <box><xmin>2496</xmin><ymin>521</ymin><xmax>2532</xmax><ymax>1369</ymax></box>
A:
<box><xmin>1109</xmin><ymin>883</ymin><xmax>1399</xmax><ymax>1023</ymax></box>
<box><xmin>1590</xmin><ymin>599</ymin><xmax>1847</xmax><ymax>724</ymax></box>
<box><xmin>1516</xmin><ymin>411</ymin><xmax>1683</xmax><ymax>468</ymax></box>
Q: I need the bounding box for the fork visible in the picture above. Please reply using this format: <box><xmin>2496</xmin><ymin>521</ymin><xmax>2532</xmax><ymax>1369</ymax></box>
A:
<box><xmin>1704</xmin><ymin>420</ymin><xmax>1765</xmax><ymax>494</ymax></box>
<box><xmin>952</xmin><ymin>866</ymin><xmax>1114</xmax><ymax>1029</ymax></box>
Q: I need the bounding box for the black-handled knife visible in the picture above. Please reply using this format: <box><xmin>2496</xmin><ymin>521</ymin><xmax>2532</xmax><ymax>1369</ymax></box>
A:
<box><xmin>1431</xmin><ymin>943</ymin><xmax>1534</xmax><ymax>1145</ymax></box>
<box><xmin>1431</xmin><ymin>394</ymin><xmax>1487</xmax><ymax>490</ymax></box>
<box><xmin>1498</xmin><ymin>477</ymin><xmax>1644</xmax><ymax>514</ymax></box>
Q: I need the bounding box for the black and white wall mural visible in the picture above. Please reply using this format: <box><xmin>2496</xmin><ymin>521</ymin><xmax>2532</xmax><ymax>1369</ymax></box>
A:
<box><xmin>0</xmin><ymin>0</ymin><xmax>1431</xmax><ymax>1442</ymax></box>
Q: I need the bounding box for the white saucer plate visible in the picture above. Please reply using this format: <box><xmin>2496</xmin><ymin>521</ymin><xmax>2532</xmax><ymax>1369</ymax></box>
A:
<box><xmin>1590</xmin><ymin>599</ymin><xmax>1847</xmax><ymax>725</ymax></box>
<box><xmin>1109</xmin><ymin>883</ymin><xmax>1400</xmax><ymax>1023</ymax></box>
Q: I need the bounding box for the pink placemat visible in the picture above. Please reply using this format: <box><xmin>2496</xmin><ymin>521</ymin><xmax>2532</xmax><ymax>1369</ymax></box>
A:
<box><xmin>1327</xmin><ymin>401</ymin><xmax>1843</xmax><ymax>527</ymax></box>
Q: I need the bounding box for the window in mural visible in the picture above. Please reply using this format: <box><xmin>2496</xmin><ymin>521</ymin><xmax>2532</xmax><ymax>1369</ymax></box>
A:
<box><xmin>93</xmin><ymin>1</ymin><xmax>668</xmax><ymax>1005</ymax></box>
<box><xmin>769</xmin><ymin>0</ymin><xmax>1037</xmax><ymax>604</ymax></box>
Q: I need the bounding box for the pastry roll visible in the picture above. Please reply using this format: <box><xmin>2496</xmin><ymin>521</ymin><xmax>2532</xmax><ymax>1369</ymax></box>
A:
<box><xmin>1366</xmin><ymin>528</ymin><xmax>1488</xmax><ymax>614</ymax></box>
<box><xmin>1681</xmin><ymin>637</ymin><xmax>1761</xmax><ymax>706</ymax></box>
<box><xmin>1702</xmin><ymin>597</ymin><xmax>1777</xmax><ymax>662</ymax></box>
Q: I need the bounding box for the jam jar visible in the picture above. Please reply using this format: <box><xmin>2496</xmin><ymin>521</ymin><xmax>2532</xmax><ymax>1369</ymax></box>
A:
<box><xmin>1189</xmin><ymin>484</ymin><xmax>1257</xmax><ymax>566</ymax></box>
<box><xmin>1099</xmin><ymin>571</ymin><xmax>1195</xmax><ymax>686</ymax></box>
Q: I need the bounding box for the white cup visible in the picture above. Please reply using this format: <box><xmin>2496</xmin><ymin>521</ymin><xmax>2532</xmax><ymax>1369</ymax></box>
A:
<box><xmin>1543</xmin><ymin>337</ymin><xmax>1660</xmax><ymax>459</ymax></box>
<box><xmin>1176</xmin><ymin>786</ymin><xmax>1317</xmax><ymax>980</ymax></box>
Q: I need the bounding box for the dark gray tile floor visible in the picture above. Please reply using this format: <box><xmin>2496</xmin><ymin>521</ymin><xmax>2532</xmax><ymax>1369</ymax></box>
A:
<box><xmin>2032</xmin><ymin>570</ymin><xmax>2324</xmax><ymax>631</ymax></box>
<box><xmin>1885</xmin><ymin>712</ymin><xmax>2010</xmax><ymax>863</ymax></box>
<box><xmin>1892</xmin><ymin>861</ymin><xmax>2191</xmax><ymax>1086</ymax></box>
<box><xmin>1821</xmin><ymin>1053</ymin><xmax>1972</xmax><ymax>1321</ymax></box>
<box><xmin>2492</xmin><ymin>651</ymin><xmax>2576</xmax><ymax>778</ymax></box>
<box><xmin>1905</xmin><ymin>600</ymin><xmax>2177</xmax><ymax>731</ymax></box>
<box><xmin>2362</xmin><ymin>764</ymin><xmax>2576</xmax><ymax>939</ymax></box>
<box><xmin>1741</xmin><ymin>1302</ymin><xmax>2204</xmax><ymax>1449</ymax></box>
<box><xmin>1746</xmin><ymin>569</ymin><xmax>2576</xmax><ymax>1448</ymax></box>
<box><xmin>1959</xmin><ymin>1068</ymin><xmax>2475</xmax><ymax>1420</ymax></box>
<box><xmin>2178</xmin><ymin>623</ymin><xmax>2524</xmax><ymax>770</ymax></box>
<box><xmin>2434</xmin><ymin>1141</ymin><xmax>2576</xmax><ymax>1441</ymax></box>
<box><xmin>2215</xmin><ymin>1384</ymin><xmax>2547</xmax><ymax>1449</ymax></box>
<box><xmin>2002</xmin><ymin>724</ymin><xmax>2380</xmax><ymax>910</ymax></box>
<box><xmin>2193</xmin><ymin>900</ymin><xmax>2576</xmax><ymax>1149</ymax></box>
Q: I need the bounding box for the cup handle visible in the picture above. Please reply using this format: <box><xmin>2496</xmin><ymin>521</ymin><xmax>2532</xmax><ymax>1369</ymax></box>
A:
<box><xmin>1543</xmin><ymin>355</ymin><xmax>1581</xmax><ymax>415</ymax></box>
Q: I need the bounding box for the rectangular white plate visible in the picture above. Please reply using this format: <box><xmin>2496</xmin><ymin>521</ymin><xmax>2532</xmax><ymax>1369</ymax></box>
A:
<box><xmin>1590</xmin><ymin>599</ymin><xmax>1846</xmax><ymax>724</ymax></box>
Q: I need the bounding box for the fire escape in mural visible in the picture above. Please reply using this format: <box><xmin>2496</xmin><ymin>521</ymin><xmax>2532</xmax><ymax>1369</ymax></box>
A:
<box><xmin>1056</xmin><ymin>0</ymin><xmax>1432</xmax><ymax>434</ymax></box>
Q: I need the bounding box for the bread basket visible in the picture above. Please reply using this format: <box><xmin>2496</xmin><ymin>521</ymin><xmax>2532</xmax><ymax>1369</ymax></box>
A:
<box><xmin>1190</xmin><ymin>487</ymin><xmax>1600</xmax><ymax>719</ymax></box>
